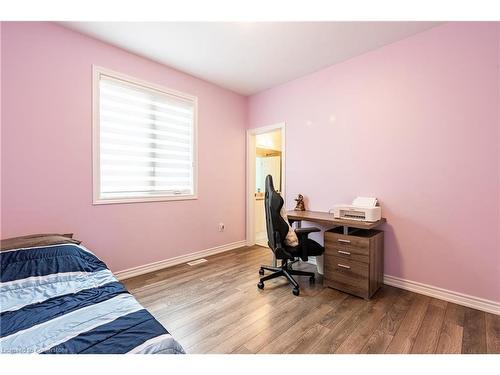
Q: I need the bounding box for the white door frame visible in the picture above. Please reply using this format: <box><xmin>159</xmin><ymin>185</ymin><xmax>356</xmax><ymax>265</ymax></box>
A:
<box><xmin>246</xmin><ymin>122</ymin><xmax>286</xmax><ymax>247</ymax></box>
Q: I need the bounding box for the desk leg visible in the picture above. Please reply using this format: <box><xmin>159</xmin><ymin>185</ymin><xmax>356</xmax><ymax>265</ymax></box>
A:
<box><xmin>343</xmin><ymin>226</ymin><xmax>349</xmax><ymax>235</ymax></box>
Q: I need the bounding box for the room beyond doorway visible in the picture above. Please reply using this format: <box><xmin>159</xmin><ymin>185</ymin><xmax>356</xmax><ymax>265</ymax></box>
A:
<box><xmin>246</xmin><ymin>123</ymin><xmax>285</xmax><ymax>248</ymax></box>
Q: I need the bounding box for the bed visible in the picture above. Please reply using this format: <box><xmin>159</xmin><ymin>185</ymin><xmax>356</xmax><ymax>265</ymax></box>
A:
<box><xmin>0</xmin><ymin>240</ymin><xmax>185</xmax><ymax>354</ymax></box>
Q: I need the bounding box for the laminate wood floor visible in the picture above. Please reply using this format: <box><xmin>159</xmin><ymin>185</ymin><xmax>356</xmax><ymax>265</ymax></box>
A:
<box><xmin>122</xmin><ymin>246</ymin><xmax>500</xmax><ymax>354</ymax></box>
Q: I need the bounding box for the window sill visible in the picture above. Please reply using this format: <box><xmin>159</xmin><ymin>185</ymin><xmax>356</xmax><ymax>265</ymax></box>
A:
<box><xmin>93</xmin><ymin>194</ymin><xmax>198</xmax><ymax>205</ymax></box>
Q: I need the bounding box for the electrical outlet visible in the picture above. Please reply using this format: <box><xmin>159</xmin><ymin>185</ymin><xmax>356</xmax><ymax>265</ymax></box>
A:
<box><xmin>218</xmin><ymin>223</ymin><xmax>225</xmax><ymax>232</ymax></box>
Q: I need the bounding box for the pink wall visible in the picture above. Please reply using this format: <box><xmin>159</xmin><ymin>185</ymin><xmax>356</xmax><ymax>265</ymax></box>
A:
<box><xmin>0</xmin><ymin>22</ymin><xmax>3</xmax><ymax>236</ymax></box>
<box><xmin>248</xmin><ymin>22</ymin><xmax>500</xmax><ymax>302</ymax></box>
<box><xmin>1</xmin><ymin>22</ymin><xmax>247</xmax><ymax>272</ymax></box>
<box><xmin>1</xmin><ymin>21</ymin><xmax>499</xmax><ymax>302</ymax></box>
<box><xmin>0</xmin><ymin>22</ymin><xmax>4</xmax><ymax>241</ymax></box>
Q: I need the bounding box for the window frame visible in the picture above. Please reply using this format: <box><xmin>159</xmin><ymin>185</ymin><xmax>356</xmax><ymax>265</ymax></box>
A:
<box><xmin>92</xmin><ymin>65</ymin><xmax>198</xmax><ymax>205</ymax></box>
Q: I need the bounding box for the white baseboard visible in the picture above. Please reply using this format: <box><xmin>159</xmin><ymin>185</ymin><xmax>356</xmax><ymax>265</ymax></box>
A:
<box><xmin>384</xmin><ymin>274</ymin><xmax>500</xmax><ymax>315</ymax></box>
<box><xmin>114</xmin><ymin>240</ymin><xmax>247</xmax><ymax>281</ymax></box>
<box><xmin>307</xmin><ymin>257</ymin><xmax>317</xmax><ymax>265</ymax></box>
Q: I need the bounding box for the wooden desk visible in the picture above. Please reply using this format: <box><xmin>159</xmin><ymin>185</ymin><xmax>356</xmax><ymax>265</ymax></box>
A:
<box><xmin>287</xmin><ymin>210</ymin><xmax>386</xmax><ymax>233</ymax></box>
<box><xmin>287</xmin><ymin>210</ymin><xmax>386</xmax><ymax>299</ymax></box>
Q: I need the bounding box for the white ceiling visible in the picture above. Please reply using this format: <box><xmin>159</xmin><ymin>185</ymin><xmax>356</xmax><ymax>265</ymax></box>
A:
<box><xmin>61</xmin><ymin>22</ymin><xmax>441</xmax><ymax>96</ymax></box>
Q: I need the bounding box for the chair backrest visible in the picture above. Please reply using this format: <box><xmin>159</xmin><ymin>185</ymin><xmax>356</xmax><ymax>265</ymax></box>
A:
<box><xmin>264</xmin><ymin>175</ymin><xmax>290</xmax><ymax>254</ymax></box>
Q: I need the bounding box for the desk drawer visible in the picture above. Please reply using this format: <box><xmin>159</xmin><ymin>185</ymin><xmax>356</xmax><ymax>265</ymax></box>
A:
<box><xmin>324</xmin><ymin>240</ymin><xmax>369</xmax><ymax>263</ymax></box>
<box><xmin>324</xmin><ymin>255</ymin><xmax>369</xmax><ymax>298</ymax></box>
<box><xmin>324</xmin><ymin>231</ymin><xmax>369</xmax><ymax>252</ymax></box>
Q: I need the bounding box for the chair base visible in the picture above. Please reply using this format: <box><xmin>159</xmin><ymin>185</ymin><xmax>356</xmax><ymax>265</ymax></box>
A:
<box><xmin>257</xmin><ymin>260</ymin><xmax>315</xmax><ymax>296</ymax></box>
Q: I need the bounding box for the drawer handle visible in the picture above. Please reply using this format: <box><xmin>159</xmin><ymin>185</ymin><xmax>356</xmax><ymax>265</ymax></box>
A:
<box><xmin>337</xmin><ymin>239</ymin><xmax>351</xmax><ymax>243</ymax></box>
<box><xmin>337</xmin><ymin>264</ymin><xmax>351</xmax><ymax>269</ymax></box>
<box><xmin>337</xmin><ymin>250</ymin><xmax>351</xmax><ymax>255</ymax></box>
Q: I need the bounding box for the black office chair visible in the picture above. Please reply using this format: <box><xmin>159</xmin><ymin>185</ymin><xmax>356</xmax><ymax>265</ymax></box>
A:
<box><xmin>257</xmin><ymin>175</ymin><xmax>324</xmax><ymax>296</ymax></box>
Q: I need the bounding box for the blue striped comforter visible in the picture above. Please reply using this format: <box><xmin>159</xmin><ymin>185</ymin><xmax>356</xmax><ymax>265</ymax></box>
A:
<box><xmin>0</xmin><ymin>243</ymin><xmax>185</xmax><ymax>354</ymax></box>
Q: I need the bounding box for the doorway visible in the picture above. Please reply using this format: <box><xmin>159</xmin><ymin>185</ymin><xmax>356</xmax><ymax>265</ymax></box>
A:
<box><xmin>246</xmin><ymin>123</ymin><xmax>285</xmax><ymax>248</ymax></box>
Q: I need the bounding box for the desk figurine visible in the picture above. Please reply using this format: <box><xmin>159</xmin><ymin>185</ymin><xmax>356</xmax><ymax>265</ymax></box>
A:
<box><xmin>294</xmin><ymin>194</ymin><xmax>305</xmax><ymax>211</ymax></box>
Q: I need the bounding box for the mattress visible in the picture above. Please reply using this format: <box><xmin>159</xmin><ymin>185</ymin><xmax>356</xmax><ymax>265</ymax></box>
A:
<box><xmin>0</xmin><ymin>243</ymin><xmax>185</xmax><ymax>354</ymax></box>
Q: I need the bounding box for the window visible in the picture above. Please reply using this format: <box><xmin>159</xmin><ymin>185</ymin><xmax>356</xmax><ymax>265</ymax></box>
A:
<box><xmin>93</xmin><ymin>66</ymin><xmax>197</xmax><ymax>204</ymax></box>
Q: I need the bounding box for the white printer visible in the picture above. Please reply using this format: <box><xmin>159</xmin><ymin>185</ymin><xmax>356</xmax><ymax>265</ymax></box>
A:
<box><xmin>332</xmin><ymin>197</ymin><xmax>382</xmax><ymax>222</ymax></box>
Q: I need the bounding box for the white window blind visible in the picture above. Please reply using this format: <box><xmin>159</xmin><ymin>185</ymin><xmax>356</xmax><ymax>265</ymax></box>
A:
<box><xmin>94</xmin><ymin>68</ymin><xmax>197</xmax><ymax>203</ymax></box>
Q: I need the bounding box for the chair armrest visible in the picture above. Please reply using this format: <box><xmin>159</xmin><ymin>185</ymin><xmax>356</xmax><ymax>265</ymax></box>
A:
<box><xmin>294</xmin><ymin>227</ymin><xmax>321</xmax><ymax>236</ymax></box>
<box><xmin>294</xmin><ymin>227</ymin><xmax>321</xmax><ymax>261</ymax></box>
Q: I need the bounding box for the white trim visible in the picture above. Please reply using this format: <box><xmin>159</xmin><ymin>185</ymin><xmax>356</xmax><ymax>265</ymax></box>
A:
<box><xmin>114</xmin><ymin>240</ymin><xmax>247</xmax><ymax>280</ymax></box>
<box><xmin>307</xmin><ymin>257</ymin><xmax>317</xmax><ymax>265</ymax></box>
<box><xmin>384</xmin><ymin>274</ymin><xmax>500</xmax><ymax>315</ymax></box>
<box><xmin>246</xmin><ymin>122</ymin><xmax>286</xmax><ymax>247</ymax></box>
<box><xmin>246</xmin><ymin>130</ymin><xmax>256</xmax><ymax>247</ymax></box>
<box><xmin>92</xmin><ymin>194</ymin><xmax>198</xmax><ymax>205</ymax></box>
<box><xmin>91</xmin><ymin>65</ymin><xmax>198</xmax><ymax>205</ymax></box>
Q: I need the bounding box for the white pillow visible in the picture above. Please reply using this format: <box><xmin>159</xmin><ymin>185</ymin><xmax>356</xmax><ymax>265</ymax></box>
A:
<box><xmin>279</xmin><ymin>206</ymin><xmax>299</xmax><ymax>247</ymax></box>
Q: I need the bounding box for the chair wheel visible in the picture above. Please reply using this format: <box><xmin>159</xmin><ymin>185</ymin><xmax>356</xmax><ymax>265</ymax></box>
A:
<box><xmin>292</xmin><ymin>287</ymin><xmax>300</xmax><ymax>296</ymax></box>
<box><xmin>259</xmin><ymin>268</ymin><xmax>264</xmax><ymax>275</ymax></box>
<box><xmin>257</xmin><ymin>281</ymin><xmax>264</xmax><ymax>289</ymax></box>
<box><xmin>310</xmin><ymin>276</ymin><xmax>315</xmax><ymax>284</ymax></box>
